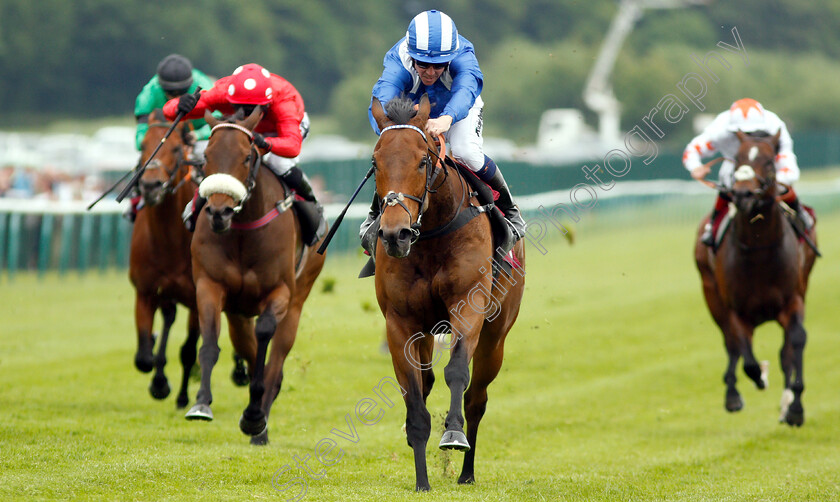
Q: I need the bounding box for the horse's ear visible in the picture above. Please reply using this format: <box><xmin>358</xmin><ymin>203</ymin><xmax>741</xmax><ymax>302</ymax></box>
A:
<box><xmin>371</xmin><ymin>98</ymin><xmax>390</xmax><ymax>130</ymax></box>
<box><xmin>205</xmin><ymin>110</ymin><xmax>219</xmax><ymax>127</ymax></box>
<box><xmin>772</xmin><ymin>129</ymin><xmax>781</xmax><ymax>151</ymax></box>
<box><xmin>735</xmin><ymin>130</ymin><xmax>747</xmax><ymax>143</ymax></box>
<box><xmin>415</xmin><ymin>94</ymin><xmax>430</xmax><ymax>123</ymax></box>
<box><xmin>241</xmin><ymin>105</ymin><xmax>263</xmax><ymax>131</ymax></box>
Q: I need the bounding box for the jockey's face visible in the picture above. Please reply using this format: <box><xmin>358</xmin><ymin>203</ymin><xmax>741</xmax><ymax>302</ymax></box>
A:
<box><xmin>413</xmin><ymin>60</ymin><xmax>447</xmax><ymax>86</ymax></box>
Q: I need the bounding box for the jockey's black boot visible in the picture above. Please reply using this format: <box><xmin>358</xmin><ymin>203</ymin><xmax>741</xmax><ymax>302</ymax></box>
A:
<box><xmin>359</xmin><ymin>194</ymin><xmax>381</xmax><ymax>257</ymax></box>
<box><xmin>280</xmin><ymin>166</ymin><xmax>327</xmax><ymax>246</ymax></box>
<box><xmin>780</xmin><ymin>187</ymin><xmax>813</xmax><ymax>233</ymax></box>
<box><xmin>484</xmin><ymin>168</ymin><xmax>526</xmax><ymax>240</ymax></box>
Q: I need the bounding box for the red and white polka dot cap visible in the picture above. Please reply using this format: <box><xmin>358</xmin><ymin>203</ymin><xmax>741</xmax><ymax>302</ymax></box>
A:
<box><xmin>226</xmin><ymin>63</ymin><xmax>273</xmax><ymax>105</ymax></box>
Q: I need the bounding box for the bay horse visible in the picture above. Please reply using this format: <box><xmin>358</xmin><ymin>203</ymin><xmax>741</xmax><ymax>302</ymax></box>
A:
<box><xmin>694</xmin><ymin>130</ymin><xmax>818</xmax><ymax>426</ymax></box>
<box><xmin>370</xmin><ymin>95</ymin><xmax>525</xmax><ymax>491</ymax></box>
<box><xmin>184</xmin><ymin>107</ymin><xmax>326</xmax><ymax>445</ymax></box>
<box><xmin>129</xmin><ymin>109</ymin><xmax>203</xmax><ymax>407</ymax></box>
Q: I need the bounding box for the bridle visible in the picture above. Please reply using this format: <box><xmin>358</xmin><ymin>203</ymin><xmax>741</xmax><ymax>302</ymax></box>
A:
<box><xmin>373</xmin><ymin>124</ymin><xmax>445</xmax><ymax>242</ymax></box>
<box><xmin>204</xmin><ymin>122</ymin><xmax>261</xmax><ymax>213</ymax></box>
<box><xmin>143</xmin><ymin>122</ymin><xmax>200</xmax><ymax>196</ymax></box>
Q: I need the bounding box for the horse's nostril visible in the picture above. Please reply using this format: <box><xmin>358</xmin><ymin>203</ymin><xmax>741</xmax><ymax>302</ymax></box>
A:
<box><xmin>398</xmin><ymin>228</ymin><xmax>413</xmax><ymax>242</ymax></box>
<box><xmin>222</xmin><ymin>207</ymin><xmax>235</xmax><ymax>218</ymax></box>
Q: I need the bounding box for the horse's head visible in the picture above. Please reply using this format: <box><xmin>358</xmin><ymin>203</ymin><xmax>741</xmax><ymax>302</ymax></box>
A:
<box><xmin>200</xmin><ymin>106</ymin><xmax>263</xmax><ymax>233</ymax></box>
<box><xmin>138</xmin><ymin>109</ymin><xmax>190</xmax><ymax>206</ymax></box>
<box><xmin>731</xmin><ymin>129</ymin><xmax>781</xmax><ymax>216</ymax></box>
<box><xmin>370</xmin><ymin>94</ymin><xmax>437</xmax><ymax>258</ymax></box>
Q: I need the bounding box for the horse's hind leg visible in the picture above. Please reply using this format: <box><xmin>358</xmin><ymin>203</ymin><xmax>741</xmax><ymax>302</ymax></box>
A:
<box><xmin>458</xmin><ymin>330</ymin><xmax>506</xmax><ymax>485</ymax></box>
<box><xmin>149</xmin><ymin>301</ymin><xmax>176</xmax><ymax>399</ymax></box>
<box><xmin>231</xmin><ymin>352</ymin><xmax>249</xmax><ymax>387</ymax></box>
<box><xmin>722</xmin><ymin>329</ymin><xmax>743</xmax><ymax>412</ymax></box>
<box><xmin>254</xmin><ymin>306</ymin><xmax>303</xmax><ymax>446</ymax></box>
<box><xmin>175</xmin><ymin>309</ymin><xmax>200</xmax><ymax>409</ymax></box>
<box><xmin>778</xmin><ymin>304</ymin><xmax>806</xmax><ymax>426</ymax></box>
<box><xmin>133</xmin><ymin>294</ymin><xmax>157</xmax><ymax>373</ymax></box>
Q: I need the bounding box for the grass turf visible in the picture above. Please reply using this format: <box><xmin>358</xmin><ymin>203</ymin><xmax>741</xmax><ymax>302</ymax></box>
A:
<box><xmin>1</xmin><ymin>205</ymin><xmax>839</xmax><ymax>501</ymax></box>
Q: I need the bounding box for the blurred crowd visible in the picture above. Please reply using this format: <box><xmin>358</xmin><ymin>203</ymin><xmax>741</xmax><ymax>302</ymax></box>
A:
<box><xmin>0</xmin><ymin>165</ymin><xmax>107</xmax><ymax>202</ymax></box>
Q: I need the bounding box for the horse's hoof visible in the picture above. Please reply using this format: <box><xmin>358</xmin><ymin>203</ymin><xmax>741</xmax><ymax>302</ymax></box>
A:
<box><xmin>725</xmin><ymin>395</ymin><xmax>743</xmax><ymax>412</ymax></box>
<box><xmin>439</xmin><ymin>430</ymin><xmax>470</xmax><ymax>451</ymax></box>
<box><xmin>135</xmin><ymin>353</ymin><xmax>154</xmax><ymax>373</ymax></box>
<box><xmin>185</xmin><ymin>404</ymin><xmax>214</xmax><ymax>421</ymax></box>
<box><xmin>176</xmin><ymin>394</ymin><xmax>189</xmax><ymax>409</ymax></box>
<box><xmin>458</xmin><ymin>474</ymin><xmax>476</xmax><ymax>485</ymax></box>
<box><xmin>149</xmin><ymin>377</ymin><xmax>171</xmax><ymax>400</ymax></box>
<box><xmin>231</xmin><ymin>364</ymin><xmax>249</xmax><ymax>387</ymax></box>
<box><xmin>415</xmin><ymin>483</ymin><xmax>431</xmax><ymax>492</ymax></box>
<box><xmin>783</xmin><ymin>400</ymin><xmax>804</xmax><ymax>427</ymax></box>
<box><xmin>250</xmin><ymin>427</ymin><xmax>269</xmax><ymax>446</ymax></box>
<box><xmin>239</xmin><ymin>411</ymin><xmax>267</xmax><ymax>436</ymax></box>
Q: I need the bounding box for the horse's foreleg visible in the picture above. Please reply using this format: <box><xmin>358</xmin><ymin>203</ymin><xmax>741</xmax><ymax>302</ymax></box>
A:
<box><xmin>149</xmin><ymin>301</ymin><xmax>176</xmax><ymax>400</ymax></box>
<box><xmin>440</xmin><ymin>306</ymin><xmax>484</xmax><ymax>452</ymax></box>
<box><xmin>185</xmin><ymin>279</ymin><xmax>224</xmax><ymax>421</ymax></box>
<box><xmin>388</xmin><ymin>318</ymin><xmax>432</xmax><ymax>492</ymax></box>
<box><xmin>240</xmin><ymin>288</ymin><xmax>290</xmax><ymax>443</ymax></box>
<box><xmin>779</xmin><ymin>303</ymin><xmax>806</xmax><ymax>426</ymax></box>
<box><xmin>176</xmin><ymin>309</ymin><xmax>200</xmax><ymax>409</ymax></box>
<box><xmin>459</xmin><ymin>331</ymin><xmax>506</xmax><ymax>485</ymax></box>
<box><xmin>133</xmin><ymin>293</ymin><xmax>157</xmax><ymax>373</ymax></box>
<box><xmin>721</xmin><ymin>321</ymin><xmax>743</xmax><ymax>412</ymax></box>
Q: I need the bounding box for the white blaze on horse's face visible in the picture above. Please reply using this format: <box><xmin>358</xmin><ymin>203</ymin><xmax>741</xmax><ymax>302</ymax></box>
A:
<box><xmin>748</xmin><ymin>146</ymin><xmax>759</xmax><ymax>162</ymax></box>
<box><xmin>733</xmin><ymin>165</ymin><xmax>756</xmax><ymax>182</ymax></box>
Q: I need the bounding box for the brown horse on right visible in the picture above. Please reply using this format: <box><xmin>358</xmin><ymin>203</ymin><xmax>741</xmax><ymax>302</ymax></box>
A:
<box><xmin>370</xmin><ymin>95</ymin><xmax>525</xmax><ymax>491</ymax></box>
<box><xmin>694</xmin><ymin>130</ymin><xmax>818</xmax><ymax>426</ymax></box>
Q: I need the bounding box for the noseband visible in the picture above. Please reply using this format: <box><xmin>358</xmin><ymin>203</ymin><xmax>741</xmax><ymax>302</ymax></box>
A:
<box><xmin>375</xmin><ymin>124</ymin><xmax>442</xmax><ymax>242</ymax></box>
<box><xmin>144</xmin><ymin>122</ymin><xmax>196</xmax><ymax>195</ymax></box>
<box><xmin>200</xmin><ymin>123</ymin><xmax>261</xmax><ymax>213</ymax></box>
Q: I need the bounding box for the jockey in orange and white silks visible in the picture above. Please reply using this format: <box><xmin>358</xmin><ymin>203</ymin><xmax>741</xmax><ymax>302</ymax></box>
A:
<box><xmin>683</xmin><ymin>98</ymin><xmax>800</xmax><ymax>188</ymax></box>
<box><xmin>685</xmin><ymin>98</ymin><xmax>811</xmax><ymax>246</ymax></box>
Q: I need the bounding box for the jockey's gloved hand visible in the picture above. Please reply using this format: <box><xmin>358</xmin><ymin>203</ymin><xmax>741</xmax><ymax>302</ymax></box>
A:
<box><xmin>177</xmin><ymin>93</ymin><xmax>198</xmax><ymax>115</ymax></box>
<box><xmin>253</xmin><ymin>132</ymin><xmax>270</xmax><ymax>151</ymax></box>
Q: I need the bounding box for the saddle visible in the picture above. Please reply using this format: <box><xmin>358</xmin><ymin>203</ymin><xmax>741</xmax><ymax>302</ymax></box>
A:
<box><xmin>709</xmin><ymin>202</ymin><xmax>819</xmax><ymax>255</ymax></box>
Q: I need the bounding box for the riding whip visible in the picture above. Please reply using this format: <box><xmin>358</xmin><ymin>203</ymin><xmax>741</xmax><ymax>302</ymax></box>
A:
<box><xmin>316</xmin><ymin>164</ymin><xmax>375</xmax><ymax>255</ymax></box>
<box><xmin>115</xmin><ymin>86</ymin><xmax>202</xmax><ymax>203</ymax></box>
<box><xmin>86</xmin><ymin>161</ymin><xmax>139</xmax><ymax>210</ymax></box>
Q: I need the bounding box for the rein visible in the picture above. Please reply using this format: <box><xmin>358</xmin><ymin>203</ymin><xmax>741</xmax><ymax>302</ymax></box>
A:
<box><xmin>144</xmin><ymin>121</ymin><xmax>198</xmax><ymax>196</ymax></box>
<box><xmin>377</xmin><ymin>124</ymin><xmax>442</xmax><ymax>242</ymax></box>
<box><xmin>201</xmin><ymin>122</ymin><xmax>292</xmax><ymax>229</ymax></box>
<box><xmin>376</xmin><ymin>125</ymin><xmax>485</xmax><ymax>242</ymax></box>
<box><xmin>208</xmin><ymin>123</ymin><xmax>261</xmax><ymax>213</ymax></box>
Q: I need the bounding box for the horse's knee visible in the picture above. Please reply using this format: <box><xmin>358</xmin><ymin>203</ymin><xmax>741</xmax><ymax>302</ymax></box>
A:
<box><xmin>198</xmin><ymin>343</ymin><xmax>220</xmax><ymax>366</ymax></box>
<box><xmin>405</xmin><ymin>407</ymin><xmax>431</xmax><ymax>447</ymax></box>
<box><xmin>255</xmin><ymin>313</ymin><xmax>277</xmax><ymax>344</ymax></box>
<box><xmin>790</xmin><ymin>324</ymin><xmax>807</xmax><ymax>351</ymax></box>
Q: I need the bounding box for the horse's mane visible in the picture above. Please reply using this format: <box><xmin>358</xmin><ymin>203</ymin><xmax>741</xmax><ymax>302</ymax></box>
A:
<box><xmin>385</xmin><ymin>96</ymin><xmax>417</xmax><ymax>125</ymax></box>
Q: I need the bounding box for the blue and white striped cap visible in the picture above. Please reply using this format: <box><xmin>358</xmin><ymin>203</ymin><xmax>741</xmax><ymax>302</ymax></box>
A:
<box><xmin>406</xmin><ymin>10</ymin><xmax>460</xmax><ymax>64</ymax></box>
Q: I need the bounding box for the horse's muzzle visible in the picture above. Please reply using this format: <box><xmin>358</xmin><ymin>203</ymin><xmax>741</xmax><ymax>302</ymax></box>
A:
<box><xmin>379</xmin><ymin>227</ymin><xmax>414</xmax><ymax>258</ymax></box>
<box><xmin>206</xmin><ymin>205</ymin><xmax>235</xmax><ymax>233</ymax></box>
<box><xmin>139</xmin><ymin>180</ymin><xmax>165</xmax><ymax>207</ymax></box>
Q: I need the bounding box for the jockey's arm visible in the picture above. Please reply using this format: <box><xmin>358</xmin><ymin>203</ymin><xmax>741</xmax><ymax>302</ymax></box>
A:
<box><xmin>775</xmin><ymin>122</ymin><xmax>800</xmax><ymax>185</ymax></box>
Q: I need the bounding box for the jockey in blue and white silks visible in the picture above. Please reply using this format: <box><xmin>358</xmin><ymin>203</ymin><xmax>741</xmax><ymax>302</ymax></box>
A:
<box><xmin>361</xmin><ymin>9</ymin><xmax>526</xmax><ymax>255</ymax></box>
